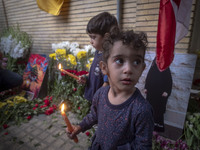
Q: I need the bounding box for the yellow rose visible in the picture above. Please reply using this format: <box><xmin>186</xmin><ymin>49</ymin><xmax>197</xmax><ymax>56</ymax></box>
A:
<box><xmin>6</xmin><ymin>100</ymin><xmax>14</xmax><ymax>106</ymax></box>
<box><xmin>89</xmin><ymin>57</ymin><xmax>94</xmax><ymax>62</ymax></box>
<box><xmin>56</xmin><ymin>49</ymin><xmax>66</xmax><ymax>55</ymax></box>
<box><xmin>77</xmin><ymin>51</ymin><xmax>87</xmax><ymax>60</ymax></box>
<box><xmin>67</xmin><ymin>54</ymin><xmax>77</xmax><ymax>66</ymax></box>
<box><xmin>13</xmin><ymin>96</ymin><xmax>27</xmax><ymax>104</ymax></box>
<box><xmin>56</xmin><ymin>49</ymin><xmax>67</xmax><ymax>59</ymax></box>
<box><xmin>0</xmin><ymin>102</ymin><xmax>6</xmax><ymax>108</ymax></box>
<box><xmin>49</xmin><ymin>53</ymin><xmax>56</xmax><ymax>60</ymax></box>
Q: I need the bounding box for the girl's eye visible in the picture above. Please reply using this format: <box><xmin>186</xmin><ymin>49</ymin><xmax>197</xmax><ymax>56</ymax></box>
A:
<box><xmin>89</xmin><ymin>35</ymin><xmax>95</xmax><ymax>39</ymax></box>
<box><xmin>115</xmin><ymin>58</ymin><xmax>123</xmax><ymax>64</ymax></box>
<box><xmin>133</xmin><ymin>59</ymin><xmax>142</xmax><ymax>65</ymax></box>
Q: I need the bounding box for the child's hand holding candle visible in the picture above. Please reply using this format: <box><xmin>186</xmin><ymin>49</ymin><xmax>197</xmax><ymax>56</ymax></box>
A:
<box><xmin>61</xmin><ymin>104</ymin><xmax>79</xmax><ymax>143</ymax></box>
<box><xmin>58</xmin><ymin>63</ymin><xmax>79</xmax><ymax>80</ymax></box>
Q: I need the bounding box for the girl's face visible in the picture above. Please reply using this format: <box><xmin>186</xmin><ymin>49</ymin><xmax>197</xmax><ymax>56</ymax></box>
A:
<box><xmin>88</xmin><ymin>33</ymin><xmax>104</xmax><ymax>51</ymax></box>
<box><xmin>102</xmin><ymin>41</ymin><xmax>145</xmax><ymax>93</ymax></box>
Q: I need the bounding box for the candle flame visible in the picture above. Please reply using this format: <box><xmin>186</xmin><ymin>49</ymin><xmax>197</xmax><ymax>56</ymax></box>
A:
<box><xmin>61</xmin><ymin>103</ymin><xmax>64</xmax><ymax>112</ymax></box>
<box><xmin>58</xmin><ymin>63</ymin><xmax>62</xmax><ymax>70</ymax></box>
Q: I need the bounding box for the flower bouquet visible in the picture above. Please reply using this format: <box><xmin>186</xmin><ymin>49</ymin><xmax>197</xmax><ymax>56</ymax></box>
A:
<box><xmin>0</xmin><ymin>93</ymin><xmax>57</xmax><ymax>127</ymax></box>
<box><xmin>0</xmin><ymin>25</ymin><xmax>32</xmax><ymax>74</ymax></box>
<box><xmin>48</xmin><ymin>41</ymin><xmax>95</xmax><ymax>119</ymax></box>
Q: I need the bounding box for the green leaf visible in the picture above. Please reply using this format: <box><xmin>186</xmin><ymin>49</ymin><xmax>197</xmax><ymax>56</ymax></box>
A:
<box><xmin>34</xmin><ymin>143</ymin><xmax>41</xmax><ymax>147</ymax></box>
<box><xmin>52</xmin><ymin>132</ymin><xmax>61</xmax><ymax>138</ymax></box>
<box><xmin>18</xmin><ymin>141</ymin><xmax>24</xmax><ymax>145</ymax></box>
<box><xmin>186</xmin><ymin>135</ymin><xmax>194</xmax><ymax>146</ymax></box>
<box><xmin>47</xmin><ymin>124</ymin><xmax>53</xmax><ymax>129</ymax></box>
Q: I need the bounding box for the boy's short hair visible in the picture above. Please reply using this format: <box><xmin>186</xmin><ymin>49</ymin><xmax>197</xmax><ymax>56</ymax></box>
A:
<box><xmin>102</xmin><ymin>29</ymin><xmax>148</xmax><ymax>62</ymax></box>
<box><xmin>86</xmin><ymin>12</ymin><xmax>118</xmax><ymax>36</ymax></box>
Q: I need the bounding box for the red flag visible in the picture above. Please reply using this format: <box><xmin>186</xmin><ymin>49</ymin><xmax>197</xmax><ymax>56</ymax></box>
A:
<box><xmin>156</xmin><ymin>0</ymin><xmax>193</xmax><ymax>71</ymax></box>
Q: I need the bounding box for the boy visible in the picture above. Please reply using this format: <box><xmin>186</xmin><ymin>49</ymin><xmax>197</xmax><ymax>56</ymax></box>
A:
<box><xmin>78</xmin><ymin>12</ymin><xmax>118</xmax><ymax>102</ymax></box>
<box><xmin>67</xmin><ymin>30</ymin><xmax>154</xmax><ymax>149</ymax></box>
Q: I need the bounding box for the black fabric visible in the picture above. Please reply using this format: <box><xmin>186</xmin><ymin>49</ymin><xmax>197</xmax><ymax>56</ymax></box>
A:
<box><xmin>0</xmin><ymin>69</ymin><xmax>23</xmax><ymax>92</ymax></box>
<box><xmin>145</xmin><ymin>58</ymin><xmax>172</xmax><ymax>132</ymax></box>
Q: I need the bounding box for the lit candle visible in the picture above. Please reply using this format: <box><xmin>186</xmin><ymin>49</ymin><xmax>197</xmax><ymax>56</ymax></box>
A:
<box><xmin>61</xmin><ymin>103</ymin><xmax>78</xmax><ymax>143</ymax></box>
<box><xmin>58</xmin><ymin>63</ymin><xmax>79</xmax><ymax>80</ymax></box>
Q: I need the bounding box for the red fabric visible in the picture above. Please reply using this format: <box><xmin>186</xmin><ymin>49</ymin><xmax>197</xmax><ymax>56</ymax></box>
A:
<box><xmin>156</xmin><ymin>0</ymin><xmax>192</xmax><ymax>71</ymax></box>
<box><xmin>156</xmin><ymin>0</ymin><xmax>178</xmax><ymax>71</ymax></box>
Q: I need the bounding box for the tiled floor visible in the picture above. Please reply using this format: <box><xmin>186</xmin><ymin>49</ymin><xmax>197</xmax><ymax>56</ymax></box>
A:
<box><xmin>0</xmin><ymin>112</ymin><xmax>90</xmax><ymax>150</ymax></box>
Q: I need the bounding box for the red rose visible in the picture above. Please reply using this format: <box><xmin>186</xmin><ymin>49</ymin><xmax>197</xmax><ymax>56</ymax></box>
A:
<box><xmin>78</xmin><ymin>107</ymin><xmax>80</xmax><ymax>110</ymax></box>
<box><xmin>61</xmin><ymin>72</ymin><xmax>65</xmax><ymax>76</ymax></box>
<box><xmin>3</xmin><ymin>124</ymin><xmax>8</xmax><ymax>129</ymax></box>
<box><xmin>33</xmin><ymin>107</ymin><xmax>36</xmax><ymax>110</ymax></box>
<box><xmin>4</xmin><ymin>132</ymin><xmax>8</xmax><ymax>135</ymax></box>
<box><xmin>77</xmin><ymin>71</ymin><xmax>88</xmax><ymax>76</ymax></box>
<box><xmin>50</xmin><ymin>96</ymin><xmax>53</xmax><ymax>101</ymax></box>
<box><xmin>49</xmin><ymin>107</ymin><xmax>54</xmax><ymax>111</ymax></box>
<box><xmin>45</xmin><ymin>107</ymin><xmax>54</xmax><ymax>115</ymax></box>
<box><xmin>85</xmin><ymin>131</ymin><xmax>90</xmax><ymax>136</ymax></box>
<box><xmin>27</xmin><ymin>116</ymin><xmax>32</xmax><ymax>120</ymax></box>
<box><xmin>73</xmin><ymin>88</ymin><xmax>77</xmax><ymax>92</ymax></box>
<box><xmin>40</xmin><ymin>105</ymin><xmax>47</xmax><ymax>108</ymax></box>
<box><xmin>35</xmin><ymin>104</ymin><xmax>38</xmax><ymax>107</ymax></box>
<box><xmin>52</xmin><ymin>104</ymin><xmax>57</xmax><ymax>110</ymax></box>
<box><xmin>44</xmin><ymin>99</ymin><xmax>50</xmax><ymax>106</ymax></box>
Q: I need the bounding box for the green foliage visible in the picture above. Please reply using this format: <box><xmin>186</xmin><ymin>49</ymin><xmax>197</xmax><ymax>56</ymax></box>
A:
<box><xmin>0</xmin><ymin>25</ymin><xmax>32</xmax><ymax>48</ymax></box>
<box><xmin>0</xmin><ymin>97</ymin><xmax>42</xmax><ymax>126</ymax></box>
<box><xmin>0</xmin><ymin>25</ymin><xmax>32</xmax><ymax>73</ymax></box>
<box><xmin>0</xmin><ymin>95</ymin><xmax>56</xmax><ymax>127</ymax></box>
<box><xmin>47</xmin><ymin>58</ymin><xmax>91</xmax><ymax>120</ymax></box>
<box><xmin>184</xmin><ymin>113</ymin><xmax>200</xmax><ymax>149</ymax></box>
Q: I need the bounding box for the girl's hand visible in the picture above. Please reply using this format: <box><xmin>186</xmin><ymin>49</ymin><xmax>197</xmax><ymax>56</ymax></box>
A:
<box><xmin>162</xmin><ymin>92</ymin><xmax>168</xmax><ymax>97</ymax></box>
<box><xmin>66</xmin><ymin>125</ymin><xmax>81</xmax><ymax>140</ymax></box>
<box><xmin>77</xmin><ymin>75</ymin><xmax>87</xmax><ymax>84</ymax></box>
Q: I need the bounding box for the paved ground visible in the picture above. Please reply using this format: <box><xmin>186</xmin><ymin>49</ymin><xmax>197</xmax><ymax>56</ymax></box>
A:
<box><xmin>0</xmin><ymin>112</ymin><xmax>90</xmax><ymax>150</ymax></box>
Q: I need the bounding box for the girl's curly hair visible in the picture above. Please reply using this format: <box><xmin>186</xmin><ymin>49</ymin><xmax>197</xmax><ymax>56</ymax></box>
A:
<box><xmin>102</xmin><ymin>28</ymin><xmax>148</xmax><ymax>63</ymax></box>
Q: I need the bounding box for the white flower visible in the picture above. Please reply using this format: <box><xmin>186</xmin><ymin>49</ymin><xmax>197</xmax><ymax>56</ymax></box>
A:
<box><xmin>71</xmin><ymin>48</ymin><xmax>81</xmax><ymax>56</ymax></box>
<box><xmin>0</xmin><ymin>37</ymin><xmax>7</xmax><ymax>53</ymax></box>
<box><xmin>52</xmin><ymin>41</ymin><xmax>71</xmax><ymax>52</ymax></box>
<box><xmin>10</xmin><ymin>41</ymin><xmax>26</xmax><ymax>59</ymax></box>
<box><xmin>70</xmin><ymin>42</ymin><xmax>79</xmax><ymax>50</ymax></box>
<box><xmin>85</xmin><ymin>45</ymin><xmax>96</xmax><ymax>55</ymax></box>
<box><xmin>4</xmin><ymin>35</ymin><xmax>13</xmax><ymax>54</ymax></box>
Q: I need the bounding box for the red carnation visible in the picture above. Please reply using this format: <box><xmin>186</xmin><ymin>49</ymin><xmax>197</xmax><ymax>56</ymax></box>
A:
<box><xmin>3</xmin><ymin>124</ymin><xmax>9</xmax><ymax>129</ymax></box>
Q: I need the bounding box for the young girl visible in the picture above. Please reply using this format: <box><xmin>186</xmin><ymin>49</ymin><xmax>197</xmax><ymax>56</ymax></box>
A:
<box><xmin>78</xmin><ymin>12</ymin><xmax>119</xmax><ymax>102</ymax></box>
<box><xmin>67</xmin><ymin>30</ymin><xmax>154</xmax><ymax>150</ymax></box>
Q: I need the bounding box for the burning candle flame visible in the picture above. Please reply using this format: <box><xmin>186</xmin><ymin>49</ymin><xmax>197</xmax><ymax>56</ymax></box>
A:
<box><xmin>58</xmin><ymin>63</ymin><xmax>62</xmax><ymax>70</ymax></box>
<box><xmin>61</xmin><ymin>103</ymin><xmax>64</xmax><ymax>112</ymax></box>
